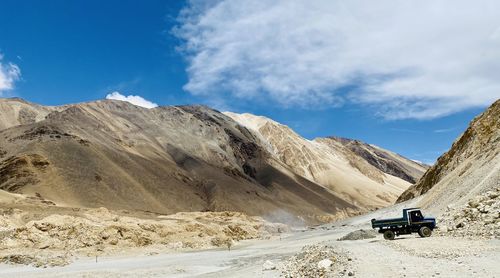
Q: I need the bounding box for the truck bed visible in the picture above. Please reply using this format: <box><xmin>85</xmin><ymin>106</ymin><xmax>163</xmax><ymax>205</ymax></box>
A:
<box><xmin>371</xmin><ymin>217</ymin><xmax>407</xmax><ymax>228</ymax></box>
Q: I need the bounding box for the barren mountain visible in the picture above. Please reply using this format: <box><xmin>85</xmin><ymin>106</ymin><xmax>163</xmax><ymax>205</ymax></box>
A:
<box><xmin>0</xmin><ymin>98</ymin><xmax>358</xmax><ymax>224</ymax></box>
<box><xmin>397</xmin><ymin>99</ymin><xmax>500</xmax><ymax>210</ymax></box>
<box><xmin>224</xmin><ymin>112</ymin><xmax>427</xmax><ymax>209</ymax></box>
<box><xmin>0</xmin><ymin>98</ymin><xmax>425</xmax><ymax>224</ymax></box>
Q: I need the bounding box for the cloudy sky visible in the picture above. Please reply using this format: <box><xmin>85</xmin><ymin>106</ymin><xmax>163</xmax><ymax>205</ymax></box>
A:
<box><xmin>1</xmin><ymin>0</ymin><xmax>499</xmax><ymax>164</ymax></box>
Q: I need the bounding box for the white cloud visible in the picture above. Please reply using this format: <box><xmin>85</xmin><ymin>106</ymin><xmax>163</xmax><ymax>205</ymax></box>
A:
<box><xmin>105</xmin><ymin>91</ymin><xmax>158</xmax><ymax>108</ymax></box>
<box><xmin>0</xmin><ymin>54</ymin><xmax>21</xmax><ymax>94</ymax></box>
<box><xmin>175</xmin><ymin>0</ymin><xmax>500</xmax><ymax>119</ymax></box>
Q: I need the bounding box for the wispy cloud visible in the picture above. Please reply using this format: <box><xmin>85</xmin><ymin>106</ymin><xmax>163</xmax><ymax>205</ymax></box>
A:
<box><xmin>0</xmin><ymin>54</ymin><xmax>21</xmax><ymax>95</ymax></box>
<box><xmin>106</xmin><ymin>91</ymin><xmax>158</xmax><ymax>108</ymax></box>
<box><xmin>434</xmin><ymin>127</ymin><xmax>458</xmax><ymax>133</ymax></box>
<box><xmin>175</xmin><ymin>0</ymin><xmax>500</xmax><ymax>120</ymax></box>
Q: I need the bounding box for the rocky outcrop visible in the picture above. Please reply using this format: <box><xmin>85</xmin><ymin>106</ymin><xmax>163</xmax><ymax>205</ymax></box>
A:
<box><xmin>0</xmin><ymin>154</ymin><xmax>50</xmax><ymax>192</ymax></box>
<box><xmin>437</xmin><ymin>189</ymin><xmax>500</xmax><ymax>238</ymax></box>
<box><xmin>328</xmin><ymin>137</ymin><xmax>428</xmax><ymax>183</ymax></box>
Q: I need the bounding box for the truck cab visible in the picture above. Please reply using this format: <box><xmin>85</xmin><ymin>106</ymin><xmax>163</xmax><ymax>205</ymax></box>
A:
<box><xmin>371</xmin><ymin>208</ymin><xmax>436</xmax><ymax>240</ymax></box>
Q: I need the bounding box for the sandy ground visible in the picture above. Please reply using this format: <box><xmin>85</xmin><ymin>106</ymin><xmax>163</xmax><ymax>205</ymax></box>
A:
<box><xmin>1</xmin><ymin>201</ymin><xmax>498</xmax><ymax>278</ymax></box>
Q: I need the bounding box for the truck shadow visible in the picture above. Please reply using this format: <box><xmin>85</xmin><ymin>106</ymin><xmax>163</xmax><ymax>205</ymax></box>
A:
<box><xmin>369</xmin><ymin>236</ymin><xmax>424</xmax><ymax>243</ymax></box>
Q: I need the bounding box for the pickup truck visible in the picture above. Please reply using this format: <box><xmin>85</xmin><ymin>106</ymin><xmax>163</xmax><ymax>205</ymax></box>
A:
<box><xmin>371</xmin><ymin>208</ymin><xmax>436</xmax><ymax>240</ymax></box>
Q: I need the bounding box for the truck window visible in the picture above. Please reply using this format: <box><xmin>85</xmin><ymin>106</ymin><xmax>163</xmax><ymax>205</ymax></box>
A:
<box><xmin>410</xmin><ymin>211</ymin><xmax>423</xmax><ymax>222</ymax></box>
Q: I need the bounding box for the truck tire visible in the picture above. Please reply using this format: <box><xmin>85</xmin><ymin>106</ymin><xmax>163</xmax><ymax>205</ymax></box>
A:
<box><xmin>383</xmin><ymin>230</ymin><xmax>396</xmax><ymax>240</ymax></box>
<box><xmin>418</xmin><ymin>226</ymin><xmax>432</xmax><ymax>237</ymax></box>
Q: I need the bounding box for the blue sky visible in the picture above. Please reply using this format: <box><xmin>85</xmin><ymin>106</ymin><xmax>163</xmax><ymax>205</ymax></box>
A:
<box><xmin>1</xmin><ymin>0</ymin><xmax>499</xmax><ymax>164</ymax></box>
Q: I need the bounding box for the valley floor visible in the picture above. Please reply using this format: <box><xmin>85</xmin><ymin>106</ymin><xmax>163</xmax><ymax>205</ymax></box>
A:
<box><xmin>1</xmin><ymin>213</ymin><xmax>498</xmax><ymax>278</ymax></box>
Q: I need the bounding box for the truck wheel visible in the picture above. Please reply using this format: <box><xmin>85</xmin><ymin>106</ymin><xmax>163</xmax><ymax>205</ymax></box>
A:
<box><xmin>383</xmin><ymin>230</ymin><xmax>395</xmax><ymax>240</ymax></box>
<box><xmin>418</xmin><ymin>226</ymin><xmax>432</xmax><ymax>237</ymax></box>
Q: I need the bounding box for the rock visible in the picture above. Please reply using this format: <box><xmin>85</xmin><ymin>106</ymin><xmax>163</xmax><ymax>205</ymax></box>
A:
<box><xmin>317</xmin><ymin>259</ymin><xmax>333</xmax><ymax>269</ymax></box>
<box><xmin>478</xmin><ymin>206</ymin><xmax>490</xmax><ymax>213</ymax></box>
<box><xmin>484</xmin><ymin>199</ymin><xmax>496</xmax><ymax>206</ymax></box>
<box><xmin>455</xmin><ymin>221</ymin><xmax>465</xmax><ymax>229</ymax></box>
<box><xmin>486</xmin><ymin>191</ymin><xmax>499</xmax><ymax>199</ymax></box>
<box><xmin>262</xmin><ymin>260</ymin><xmax>276</xmax><ymax>270</ymax></box>
<box><xmin>468</xmin><ymin>197</ymin><xmax>486</xmax><ymax>208</ymax></box>
<box><xmin>348</xmin><ymin>271</ymin><xmax>355</xmax><ymax>276</ymax></box>
<box><xmin>37</xmin><ymin>241</ymin><xmax>51</xmax><ymax>250</ymax></box>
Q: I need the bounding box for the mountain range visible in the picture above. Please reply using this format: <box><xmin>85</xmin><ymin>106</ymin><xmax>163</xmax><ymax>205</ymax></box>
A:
<box><xmin>0</xmin><ymin>97</ymin><xmax>427</xmax><ymax>224</ymax></box>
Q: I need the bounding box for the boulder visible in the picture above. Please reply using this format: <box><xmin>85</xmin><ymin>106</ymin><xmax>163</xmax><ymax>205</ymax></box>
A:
<box><xmin>317</xmin><ymin>258</ymin><xmax>333</xmax><ymax>269</ymax></box>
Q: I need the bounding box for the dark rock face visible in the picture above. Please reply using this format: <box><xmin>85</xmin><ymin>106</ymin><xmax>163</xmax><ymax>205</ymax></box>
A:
<box><xmin>12</xmin><ymin>125</ymin><xmax>74</xmax><ymax>141</ymax></box>
<box><xmin>178</xmin><ymin>105</ymin><xmax>223</xmax><ymax>127</ymax></box>
<box><xmin>224</xmin><ymin>127</ymin><xmax>260</xmax><ymax>179</ymax></box>
<box><xmin>351</xmin><ymin>142</ymin><xmax>415</xmax><ymax>183</ymax></box>
<box><xmin>0</xmin><ymin>154</ymin><xmax>50</xmax><ymax>192</ymax></box>
<box><xmin>330</xmin><ymin>137</ymin><xmax>423</xmax><ymax>184</ymax></box>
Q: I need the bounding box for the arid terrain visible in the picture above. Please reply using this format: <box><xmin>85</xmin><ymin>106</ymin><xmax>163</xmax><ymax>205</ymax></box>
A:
<box><xmin>0</xmin><ymin>98</ymin><xmax>498</xmax><ymax>277</ymax></box>
<box><xmin>0</xmin><ymin>201</ymin><xmax>498</xmax><ymax>277</ymax></box>
<box><xmin>0</xmin><ymin>97</ymin><xmax>426</xmax><ymax>224</ymax></box>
